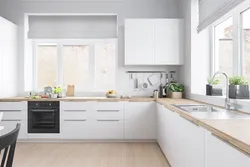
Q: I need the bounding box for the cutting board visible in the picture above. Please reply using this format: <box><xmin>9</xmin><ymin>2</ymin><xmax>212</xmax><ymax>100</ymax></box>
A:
<box><xmin>66</xmin><ymin>85</ymin><xmax>75</xmax><ymax>97</ymax></box>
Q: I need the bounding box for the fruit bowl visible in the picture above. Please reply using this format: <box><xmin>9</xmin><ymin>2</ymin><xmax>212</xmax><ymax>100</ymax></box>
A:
<box><xmin>106</xmin><ymin>90</ymin><xmax>117</xmax><ymax>98</ymax></box>
<box><xmin>106</xmin><ymin>94</ymin><xmax>117</xmax><ymax>98</ymax></box>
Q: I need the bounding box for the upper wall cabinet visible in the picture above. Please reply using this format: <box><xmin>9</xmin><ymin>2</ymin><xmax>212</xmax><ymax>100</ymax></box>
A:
<box><xmin>125</xmin><ymin>19</ymin><xmax>155</xmax><ymax>65</ymax></box>
<box><xmin>125</xmin><ymin>19</ymin><xmax>184</xmax><ymax>65</ymax></box>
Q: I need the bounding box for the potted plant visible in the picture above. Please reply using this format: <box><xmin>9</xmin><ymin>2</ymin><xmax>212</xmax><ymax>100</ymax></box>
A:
<box><xmin>206</xmin><ymin>77</ymin><xmax>222</xmax><ymax>96</ymax></box>
<box><xmin>168</xmin><ymin>83</ymin><xmax>184</xmax><ymax>99</ymax></box>
<box><xmin>229</xmin><ymin>76</ymin><xmax>249</xmax><ymax>99</ymax></box>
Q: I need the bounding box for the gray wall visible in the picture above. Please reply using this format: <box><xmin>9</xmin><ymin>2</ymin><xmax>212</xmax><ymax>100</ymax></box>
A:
<box><xmin>0</xmin><ymin>0</ymin><xmax>181</xmax><ymax>96</ymax></box>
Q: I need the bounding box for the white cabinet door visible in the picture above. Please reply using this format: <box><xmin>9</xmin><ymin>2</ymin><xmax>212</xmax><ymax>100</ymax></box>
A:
<box><xmin>61</xmin><ymin>102</ymin><xmax>95</xmax><ymax>139</ymax></box>
<box><xmin>0</xmin><ymin>120</ymin><xmax>26</xmax><ymax>139</ymax></box>
<box><xmin>164</xmin><ymin>107</ymin><xmax>182</xmax><ymax>167</ymax></box>
<box><xmin>125</xmin><ymin>19</ymin><xmax>154</xmax><ymax>65</ymax></box>
<box><xmin>178</xmin><ymin>116</ymin><xmax>205</xmax><ymax>167</ymax></box>
<box><xmin>206</xmin><ymin>132</ymin><xmax>250</xmax><ymax>167</ymax></box>
<box><xmin>154</xmin><ymin>19</ymin><xmax>183</xmax><ymax>65</ymax></box>
<box><xmin>157</xmin><ymin>105</ymin><xmax>205</xmax><ymax>167</ymax></box>
<box><xmin>91</xmin><ymin>120</ymin><xmax>124</xmax><ymax>139</ymax></box>
<box><xmin>61</xmin><ymin>120</ymin><xmax>91</xmax><ymax>139</ymax></box>
<box><xmin>125</xmin><ymin>102</ymin><xmax>156</xmax><ymax>140</ymax></box>
<box><xmin>157</xmin><ymin>104</ymin><xmax>166</xmax><ymax>153</ymax></box>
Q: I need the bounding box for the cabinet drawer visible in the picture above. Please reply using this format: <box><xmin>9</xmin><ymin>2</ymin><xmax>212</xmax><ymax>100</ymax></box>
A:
<box><xmin>62</xmin><ymin>120</ymin><xmax>90</xmax><ymax>139</ymax></box>
<box><xmin>91</xmin><ymin>120</ymin><xmax>124</xmax><ymax>139</ymax></box>
<box><xmin>61</xmin><ymin>102</ymin><xmax>94</xmax><ymax>110</ymax></box>
<box><xmin>1</xmin><ymin>110</ymin><xmax>24</xmax><ymax>120</ymax></box>
<box><xmin>95</xmin><ymin>109</ymin><xmax>124</xmax><ymax>120</ymax></box>
<box><xmin>62</xmin><ymin>110</ymin><xmax>89</xmax><ymax>121</ymax></box>
<box><xmin>96</xmin><ymin>102</ymin><xmax>124</xmax><ymax>110</ymax></box>
<box><xmin>0</xmin><ymin>102</ymin><xmax>25</xmax><ymax>110</ymax></box>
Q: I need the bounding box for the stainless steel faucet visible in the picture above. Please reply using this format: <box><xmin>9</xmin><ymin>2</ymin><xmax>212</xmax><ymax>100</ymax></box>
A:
<box><xmin>210</xmin><ymin>71</ymin><xmax>232</xmax><ymax>110</ymax></box>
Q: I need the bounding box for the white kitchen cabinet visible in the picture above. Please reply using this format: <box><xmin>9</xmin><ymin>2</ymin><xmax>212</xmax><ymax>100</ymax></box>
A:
<box><xmin>154</xmin><ymin>19</ymin><xmax>183</xmax><ymax>65</ymax></box>
<box><xmin>62</xmin><ymin>120</ymin><xmax>91</xmax><ymax>139</ymax></box>
<box><xmin>125</xmin><ymin>19</ymin><xmax>183</xmax><ymax>65</ymax></box>
<box><xmin>157</xmin><ymin>104</ymin><xmax>168</xmax><ymax>155</ymax></box>
<box><xmin>61</xmin><ymin>102</ymin><xmax>125</xmax><ymax>139</ymax></box>
<box><xmin>0</xmin><ymin>102</ymin><xmax>27</xmax><ymax>139</ymax></box>
<box><xmin>61</xmin><ymin>102</ymin><xmax>95</xmax><ymax>139</ymax></box>
<box><xmin>91</xmin><ymin>120</ymin><xmax>124</xmax><ymax>139</ymax></box>
<box><xmin>94</xmin><ymin>102</ymin><xmax>125</xmax><ymax>120</ymax></box>
<box><xmin>0</xmin><ymin>120</ymin><xmax>26</xmax><ymax>139</ymax></box>
<box><xmin>125</xmin><ymin>19</ymin><xmax>155</xmax><ymax>65</ymax></box>
<box><xmin>157</xmin><ymin>103</ymin><xmax>182</xmax><ymax>166</ymax></box>
<box><xmin>157</xmin><ymin>104</ymin><xmax>205</xmax><ymax>167</ymax></box>
<box><xmin>206</xmin><ymin>132</ymin><xmax>250</xmax><ymax>167</ymax></box>
<box><xmin>177</xmin><ymin>115</ymin><xmax>205</xmax><ymax>167</ymax></box>
<box><xmin>125</xmin><ymin>102</ymin><xmax>156</xmax><ymax>140</ymax></box>
<box><xmin>0</xmin><ymin>17</ymin><xmax>17</xmax><ymax>98</ymax></box>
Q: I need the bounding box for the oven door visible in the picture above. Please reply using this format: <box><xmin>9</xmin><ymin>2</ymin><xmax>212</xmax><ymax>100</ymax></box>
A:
<box><xmin>28</xmin><ymin>108</ymin><xmax>60</xmax><ymax>133</ymax></box>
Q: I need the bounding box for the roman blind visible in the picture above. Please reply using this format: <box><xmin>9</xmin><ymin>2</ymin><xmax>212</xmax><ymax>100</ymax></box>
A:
<box><xmin>28</xmin><ymin>15</ymin><xmax>118</xmax><ymax>39</ymax></box>
<box><xmin>198</xmin><ymin>0</ymin><xmax>246</xmax><ymax>32</ymax></box>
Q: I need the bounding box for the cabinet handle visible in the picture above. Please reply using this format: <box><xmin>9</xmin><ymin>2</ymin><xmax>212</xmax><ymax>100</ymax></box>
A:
<box><xmin>97</xmin><ymin>110</ymin><xmax>119</xmax><ymax>112</ymax></box>
<box><xmin>180</xmin><ymin>115</ymin><xmax>199</xmax><ymax>127</ymax></box>
<box><xmin>1</xmin><ymin>119</ymin><xmax>21</xmax><ymax>122</ymax></box>
<box><xmin>0</xmin><ymin>110</ymin><xmax>21</xmax><ymax>112</ymax></box>
<box><xmin>212</xmin><ymin>133</ymin><xmax>250</xmax><ymax>157</ymax></box>
<box><xmin>97</xmin><ymin>120</ymin><xmax>120</xmax><ymax>122</ymax></box>
<box><xmin>64</xmin><ymin>110</ymin><xmax>87</xmax><ymax>112</ymax></box>
<box><xmin>64</xmin><ymin>119</ymin><xmax>87</xmax><ymax>122</ymax></box>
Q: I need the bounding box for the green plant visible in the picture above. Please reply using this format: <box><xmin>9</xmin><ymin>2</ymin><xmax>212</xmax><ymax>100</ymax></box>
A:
<box><xmin>229</xmin><ymin>76</ymin><xmax>249</xmax><ymax>85</ymax></box>
<box><xmin>207</xmin><ymin>77</ymin><xmax>220</xmax><ymax>85</ymax></box>
<box><xmin>53</xmin><ymin>87</ymin><xmax>62</xmax><ymax>94</ymax></box>
<box><xmin>168</xmin><ymin>83</ymin><xmax>184</xmax><ymax>92</ymax></box>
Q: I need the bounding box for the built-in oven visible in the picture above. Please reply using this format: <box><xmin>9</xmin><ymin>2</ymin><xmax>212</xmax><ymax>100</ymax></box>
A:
<box><xmin>28</xmin><ymin>101</ymin><xmax>60</xmax><ymax>133</ymax></box>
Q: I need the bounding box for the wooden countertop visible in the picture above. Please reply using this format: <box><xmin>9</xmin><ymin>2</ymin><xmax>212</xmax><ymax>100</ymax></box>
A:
<box><xmin>0</xmin><ymin>96</ymin><xmax>249</xmax><ymax>155</ymax></box>
<box><xmin>156</xmin><ymin>98</ymin><xmax>250</xmax><ymax>155</ymax></box>
<box><xmin>0</xmin><ymin>96</ymin><xmax>156</xmax><ymax>102</ymax></box>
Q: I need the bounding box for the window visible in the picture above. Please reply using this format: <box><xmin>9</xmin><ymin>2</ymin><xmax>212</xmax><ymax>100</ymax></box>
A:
<box><xmin>36</xmin><ymin>45</ymin><xmax>57</xmax><ymax>90</ymax></box>
<box><xmin>241</xmin><ymin>8</ymin><xmax>250</xmax><ymax>82</ymax></box>
<box><xmin>34</xmin><ymin>40</ymin><xmax>117</xmax><ymax>92</ymax></box>
<box><xmin>62</xmin><ymin>45</ymin><xmax>90</xmax><ymax>90</ymax></box>
<box><xmin>211</xmin><ymin>1</ymin><xmax>250</xmax><ymax>84</ymax></box>
<box><xmin>214</xmin><ymin>17</ymin><xmax>233</xmax><ymax>76</ymax></box>
<box><xmin>94</xmin><ymin>43</ymin><xmax>116</xmax><ymax>90</ymax></box>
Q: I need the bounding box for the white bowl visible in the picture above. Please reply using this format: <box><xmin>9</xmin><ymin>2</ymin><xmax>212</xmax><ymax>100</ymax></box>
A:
<box><xmin>106</xmin><ymin>94</ymin><xmax>117</xmax><ymax>98</ymax></box>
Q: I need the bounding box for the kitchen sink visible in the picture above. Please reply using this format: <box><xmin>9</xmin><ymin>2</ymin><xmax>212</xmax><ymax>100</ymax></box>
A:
<box><xmin>172</xmin><ymin>104</ymin><xmax>250</xmax><ymax>120</ymax></box>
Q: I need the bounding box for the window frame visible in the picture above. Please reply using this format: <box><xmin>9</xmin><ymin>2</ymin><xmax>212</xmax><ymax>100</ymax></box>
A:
<box><xmin>32</xmin><ymin>39</ymin><xmax>118</xmax><ymax>93</ymax></box>
<box><xmin>210</xmin><ymin>0</ymin><xmax>250</xmax><ymax>78</ymax></box>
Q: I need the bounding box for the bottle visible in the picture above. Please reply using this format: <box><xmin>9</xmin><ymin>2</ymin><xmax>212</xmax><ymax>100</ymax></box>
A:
<box><xmin>159</xmin><ymin>84</ymin><xmax>163</xmax><ymax>98</ymax></box>
<box><xmin>165</xmin><ymin>74</ymin><xmax>169</xmax><ymax>97</ymax></box>
<box><xmin>153</xmin><ymin>90</ymin><xmax>159</xmax><ymax>98</ymax></box>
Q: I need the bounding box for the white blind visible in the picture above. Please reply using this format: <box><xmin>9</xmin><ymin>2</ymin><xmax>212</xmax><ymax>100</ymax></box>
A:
<box><xmin>198</xmin><ymin>0</ymin><xmax>246</xmax><ymax>32</ymax></box>
<box><xmin>28</xmin><ymin>15</ymin><xmax>118</xmax><ymax>39</ymax></box>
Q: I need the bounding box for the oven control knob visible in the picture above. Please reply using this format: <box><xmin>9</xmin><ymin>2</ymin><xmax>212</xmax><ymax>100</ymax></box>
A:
<box><xmin>49</xmin><ymin>103</ymin><xmax>51</xmax><ymax>106</ymax></box>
